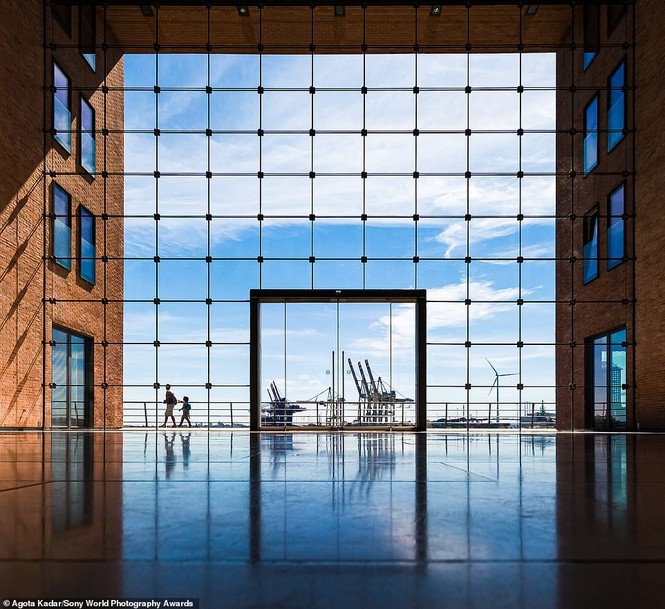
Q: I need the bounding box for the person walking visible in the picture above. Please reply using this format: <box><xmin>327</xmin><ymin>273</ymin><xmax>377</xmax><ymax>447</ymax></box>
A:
<box><xmin>178</xmin><ymin>395</ymin><xmax>192</xmax><ymax>428</ymax></box>
<box><xmin>160</xmin><ymin>383</ymin><xmax>178</xmax><ymax>427</ymax></box>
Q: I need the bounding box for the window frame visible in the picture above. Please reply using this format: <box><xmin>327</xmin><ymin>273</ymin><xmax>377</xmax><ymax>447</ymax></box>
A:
<box><xmin>607</xmin><ymin>182</ymin><xmax>625</xmax><ymax>271</ymax></box>
<box><xmin>53</xmin><ymin>62</ymin><xmax>72</xmax><ymax>153</ymax></box>
<box><xmin>79</xmin><ymin>96</ymin><xmax>96</xmax><ymax>175</ymax></box>
<box><xmin>582</xmin><ymin>206</ymin><xmax>599</xmax><ymax>285</ymax></box>
<box><xmin>607</xmin><ymin>59</ymin><xmax>626</xmax><ymax>152</ymax></box>
<box><xmin>78</xmin><ymin>205</ymin><xmax>96</xmax><ymax>284</ymax></box>
<box><xmin>53</xmin><ymin>183</ymin><xmax>72</xmax><ymax>271</ymax></box>
<box><xmin>583</xmin><ymin>94</ymin><xmax>599</xmax><ymax>174</ymax></box>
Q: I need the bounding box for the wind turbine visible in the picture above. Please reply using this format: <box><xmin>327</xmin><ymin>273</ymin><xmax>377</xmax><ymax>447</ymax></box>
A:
<box><xmin>486</xmin><ymin>358</ymin><xmax>518</xmax><ymax>423</ymax></box>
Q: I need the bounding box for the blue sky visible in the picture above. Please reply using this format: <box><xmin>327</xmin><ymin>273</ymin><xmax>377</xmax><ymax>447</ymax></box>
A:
<box><xmin>122</xmin><ymin>52</ymin><xmax>556</xmax><ymax>424</ymax></box>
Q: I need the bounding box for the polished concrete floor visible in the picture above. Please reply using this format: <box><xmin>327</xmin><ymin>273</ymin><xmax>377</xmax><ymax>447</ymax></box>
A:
<box><xmin>1</xmin><ymin>430</ymin><xmax>665</xmax><ymax>608</ymax></box>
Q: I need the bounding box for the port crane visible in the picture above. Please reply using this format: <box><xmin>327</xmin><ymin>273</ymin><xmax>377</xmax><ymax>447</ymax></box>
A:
<box><xmin>262</xmin><ymin>381</ymin><xmax>305</xmax><ymax>425</ymax></box>
<box><xmin>347</xmin><ymin>358</ymin><xmax>413</xmax><ymax>424</ymax></box>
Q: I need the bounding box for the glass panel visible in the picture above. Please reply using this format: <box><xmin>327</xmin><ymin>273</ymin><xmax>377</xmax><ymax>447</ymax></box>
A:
<box><xmin>51</xmin><ymin>330</ymin><xmax>68</xmax><ymax>428</ymax></box>
<box><xmin>583</xmin><ymin>213</ymin><xmax>598</xmax><ymax>284</ymax></box>
<box><xmin>583</xmin><ymin>238</ymin><xmax>598</xmax><ymax>284</ymax></box>
<box><xmin>583</xmin><ymin>52</ymin><xmax>596</xmax><ymax>71</ymax></box>
<box><xmin>53</xmin><ymin>63</ymin><xmax>71</xmax><ymax>152</ymax></box>
<box><xmin>54</xmin><ymin>219</ymin><xmax>72</xmax><ymax>270</ymax></box>
<box><xmin>608</xmin><ymin>62</ymin><xmax>625</xmax><ymax>151</ymax></box>
<box><xmin>584</xmin><ymin>97</ymin><xmax>598</xmax><ymax>173</ymax></box>
<box><xmin>608</xmin><ymin>185</ymin><xmax>624</xmax><ymax>269</ymax></box>
<box><xmin>70</xmin><ymin>338</ymin><xmax>86</xmax><ymax>427</ymax></box>
<box><xmin>80</xmin><ymin>99</ymin><xmax>95</xmax><ymax>174</ymax></box>
<box><xmin>593</xmin><ymin>336</ymin><xmax>608</xmax><ymax>429</ymax></box>
<box><xmin>609</xmin><ymin>329</ymin><xmax>627</xmax><ymax>428</ymax></box>
<box><xmin>80</xmin><ymin>208</ymin><xmax>95</xmax><ymax>284</ymax></box>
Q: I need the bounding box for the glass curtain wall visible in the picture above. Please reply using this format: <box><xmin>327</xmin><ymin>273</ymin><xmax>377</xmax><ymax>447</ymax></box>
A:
<box><xmin>116</xmin><ymin>5</ymin><xmax>557</xmax><ymax>428</ymax></box>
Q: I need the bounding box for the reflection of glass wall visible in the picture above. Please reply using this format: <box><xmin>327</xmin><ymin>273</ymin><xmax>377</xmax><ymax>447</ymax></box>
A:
<box><xmin>51</xmin><ymin>434</ymin><xmax>93</xmax><ymax>532</ymax></box>
<box><xmin>589</xmin><ymin>328</ymin><xmax>626</xmax><ymax>430</ymax></box>
<box><xmin>52</xmin><ymin>327</ymin><xmax>92</xmax><ymax>428</ymax></box>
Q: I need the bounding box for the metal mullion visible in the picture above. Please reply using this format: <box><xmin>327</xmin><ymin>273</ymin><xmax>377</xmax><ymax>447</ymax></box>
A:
<box><xmin>464</xmin><ymin>4</ymin><xmax>472</xmax><ymax>431</ymax></box>
<box><xmin>258</xmin><ymin>13</ymin><xmax>264</xmax><ymax>290</ymax></box>
<box><xmin>517</xmin><ymin>14</ymin><xmax>524</xmax><ymax>431</ymax></box>
<box><xmin>206</xmin><ymin>8</ymin><xmax>213</xmax><ymax>430</ymax></box>
<box><xmin>413</xmin><ymin>10</ymin><xmax>419</xmax><ymax>290</ymax></box>
<box><xmin>361</xmin><ymin>7</ymin><xmax>367</xmax><ymax>290</ymax></box>
<box><xmin>310</xmin><ymin>16</ymin><xmax>315</xmax><ymax>289</ymax></box>
<box><xmin>153</xmin><ymin>7</ymin><xmax>161</xmax><ymax>423</ymax></box>
<box><xmin>102</xmin><ymin>3</ymin><xmax>110</xmax><ymax>430</ymax></box>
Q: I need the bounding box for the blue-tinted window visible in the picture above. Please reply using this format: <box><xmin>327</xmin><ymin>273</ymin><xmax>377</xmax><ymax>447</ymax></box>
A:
<box><xmin>79</xmin><ymin>206</ymin><xmax>96</xmax><ymax>284</ymax></box>
<box><xmin>608</xmin><ymin>184</ymin><xmax>625</xmax><ymax>270</ymax></box>
<box><xmin>584</xmin><ymin>95</ymin><xmax>598</xmax><ymax>173</ymax></box>
<box><xmin>53</xmin><ymin>184</ymin><xmax>72</xmax><ymax>270</ymax></box>
<box><xmin>608</xmin><ymin>61</ymin><xmax>625</xmax><ymax>151</ymax></box>
<box><xmin>80</xmin><ymin>97</ymin><xmax>95</xmax><ymax>174</ymax></box>
<box><xmin>583</xmin><ymin>208</ymin><xmax>598</xmax><ymax>284</ymax></box>
<box><xmin>53</xmin><ymin>63</ymin><xmax>71</xmax><ymax>152</ymax></box>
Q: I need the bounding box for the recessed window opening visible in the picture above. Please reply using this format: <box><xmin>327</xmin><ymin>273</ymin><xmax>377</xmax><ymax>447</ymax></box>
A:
<box><xmin>79</xmin><ymin>206</ymin><xmax>96</xmax><ymax>284</ymax></box>
<box><xmin>80</xmin><ymin>96</ymin><xmax>96</xmax><ymax>174</ymax></box>
<box><xmin>53</xmin><ymin>61</ymin><xmax>71</xmax><ymax>152</ymax></box>
<box><xmin>608</xmin><ymin>60</ymin><xmax>626</xmax><ymax>151</ymax></box>
<box><xmin>583</xmin><ymin>207</ymin><xmax>599</xmax><ymax>285</ymax></box>
<box><xmin>584</xmin><ymin>95</ymin><xmax>598</xmax><ymax>173</ymax></box>
<box><xmin>53</xmin><ymin>183</ymin><xmax>72</xmax><ymax>270</ymax></box>
<box><xmin>607</xmin><ymin>183</ymin><xmax>625</xmax><ymax>270</ymax></box>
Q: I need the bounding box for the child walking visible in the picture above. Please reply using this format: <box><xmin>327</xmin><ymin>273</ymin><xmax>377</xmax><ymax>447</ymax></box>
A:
<box><xmin>178</xmin><ymin>396</ymin><xmax>192</xmax><ymax>428</ymax></box>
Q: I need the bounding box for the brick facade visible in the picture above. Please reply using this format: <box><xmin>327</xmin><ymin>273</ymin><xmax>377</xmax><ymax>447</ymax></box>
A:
<box><xmin>0</xmin><ymin>0</ymin><xmax>124</xmax><ymax>428</ymax></box>
<box><xmin>555</xmin><ymin>0</ymin><xmax>665</xmax><ymax>431</ymax></box>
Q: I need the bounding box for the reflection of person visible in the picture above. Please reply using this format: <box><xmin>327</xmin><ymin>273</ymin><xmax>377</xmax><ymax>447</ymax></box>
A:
<box><xmin>160</xmin><ymin>383</ymin><xmax>177</xmax><ymax>428</ymax></box>
<box><xmin>178</xmin><ymin>396</ymin><xmax>192</xmax><ymax>428</ymax></box>
<box><xmin>180</xmin><ymin>433</ymin><xmax>191</xmax><ymax>468</ymax></box>
<box><xmin>164</xmin><ymin>432</ymin><xmax>176</xmax><ymax>479</ymax></box>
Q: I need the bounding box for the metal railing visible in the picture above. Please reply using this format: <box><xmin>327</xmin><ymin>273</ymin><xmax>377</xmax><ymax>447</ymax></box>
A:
<box><xmin>122</xmin><ymin>399</ymin><xmax>555</xmax><ymax>429</ymax></box>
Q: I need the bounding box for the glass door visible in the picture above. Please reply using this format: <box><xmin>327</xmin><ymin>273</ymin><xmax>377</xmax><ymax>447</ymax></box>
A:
<box><xmin>589</xmin><ymin>328</ymin><xmax>626</xmax><ymax>430</ymax></box>
<box><xmin>51</xmin><ymin>327</ymin><xmax>92</xmax><ymax>428</ymax></box>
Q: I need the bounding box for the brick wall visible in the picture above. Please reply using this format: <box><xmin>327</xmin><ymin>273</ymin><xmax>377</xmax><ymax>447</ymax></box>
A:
<box><xmin>0</xmin><ymin>0</ymin><xmax>124</xmax><ymax>428</ymax></box>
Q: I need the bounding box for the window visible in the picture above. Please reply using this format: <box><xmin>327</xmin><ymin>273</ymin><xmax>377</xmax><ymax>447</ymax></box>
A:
<box><xmin>608</xmin><ymin>61</ymin><xmax>626</xmax><ymax>151</ymax></box>
<box><xmin>80</xmin><ymin>97</ymin><xmax>96</xmax><ymax>174</ymax></box>
<box><xmin>51</xmin><ymin>327</ymin><xmax>92</xmax><ymax>428</ymax></box>
<box><xmin>607</xmin><ymin>183</ymin><xmax>625</xmax><ymax>270</ymax></box>
<box><xmin>79</xmin><ymin>4</ymin><xmax>96</xmax><ymax>70</ymax></box>
<box><xmin>53</xmin><ymin>184</ymin><xmax>72</xmax><ymax>270</ymax></box>
<box><xmin>53</xmin><ymin>62</ymin><xmax>71</xmax><ymax>152</ymax></box>
<box><xmin>79</xmin><ymin>206</ymin><xmax>96</xmax><ymax>284</ymax></box>
<box><xmin>583</xmin><ymin>207</ymin><xmax>599</xmax><ymax>284</ymax></box>
<box><xmin>587</xmin><ymin>328</ymin><xmax>627</xmax><ymax>430</ymax></box>
<box><xmin>583</xmin><ymin>95</ymin><xmax>598</xmax><ymax>173</ymax></box>
<box><xmin>52</xmin><ymin>4</ymin><xmax>71</xmax><ymax>37</ymax></box>
<box><xmin>583</xmin><ymin>4</ymin><xmax>599</xmax><ymax>70</ymax></box>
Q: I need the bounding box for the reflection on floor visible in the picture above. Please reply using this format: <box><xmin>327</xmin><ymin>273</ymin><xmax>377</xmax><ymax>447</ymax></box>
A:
<box><xmin>1</xmin><ymin>431</ymin><xmax>665</xmax><ymax>608</ymax></box>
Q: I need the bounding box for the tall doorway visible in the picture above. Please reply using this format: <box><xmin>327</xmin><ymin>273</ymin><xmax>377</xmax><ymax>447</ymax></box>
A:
<box><xmin>51</xmin><ymin>327</ymin><xmax>93</xmax><ymax>428</ymax></box>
